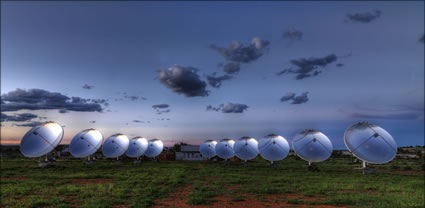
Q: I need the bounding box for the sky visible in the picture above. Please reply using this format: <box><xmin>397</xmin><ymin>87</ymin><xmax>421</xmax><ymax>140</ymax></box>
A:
<box><xmin>1</xmin><ymin>1</ymin><xmax>424</xmax><ymax>149</ymax></box>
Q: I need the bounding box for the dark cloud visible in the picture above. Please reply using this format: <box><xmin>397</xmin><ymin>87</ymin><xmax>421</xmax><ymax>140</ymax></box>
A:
<box><xmin>123</xmin><ymin>93</ymin><xmax>147</xmax><ymax>101</ymax></box>
<box><xmin>282</xmin><ymin>28</ymin><xmax>303</xmax><ymax>41</ymax></box>
<box><xmin>82</xmin><ymin>84</ymin><xmax>94</xmax><ymax>90</ymax></box>
<box><xmin>206</xmin><ymin>102</ymin><xmax>249</xmax><ymax>113</ymax></box>
<box><xmin>59</xmin><ymin>109</ymin><xmax>68</xmax><ymax>114</ymax></box>
<box><xmin>152</xmin><ymin>104</ymin><xmax>171</xmax><ymax>114</ymax></box>
<box><xmin>206</xmin><ymin>105</ymin><xmax>221</xmax><ymax>112</ymax></box>
<box><xmin>157</xmin><ymin>65</ymin><xmax>209</xmax><ymax>97</ymax></box>
<box><xmin>133</xmin><ymin>120</ymin><xmax>145</xmax><ymax>123</ymax></box>
<box><xmin>89</xmin><ymin>120</ymin><xmax>96</xmax><ymax>123</ymax></box>
<box><xmin>91</xmin><ymin>99</ymin><xmax>109</xmax><ymax>106</ymax></box>
<box><xmin>152</xmin><ymin>104</ymin><xmax>170</xmax><ymax>109</ymax></box>
<box><xmin>345</xmin><ymin>10</ymin><xmax>382</xmax><ymax>23</ymax></box>
<box><xmin>209</xmin><ymin>37</ymin><xmax>270</xmax><ymax>63</ymax></box>
<box><xmin>280</xmin><ymin>92</ymin><xmax>309</xmax><ymax>104</ymax></box>
<box><xmin>206</xmin><ymin>73</ymin><xmax>233</xmax><ymax>88</ymax></box>
<box><xmin>276</xmin><ymin>68</ymin><xmax>290</xmax><ymax>76</ymax></box>
<box><xmin>1</xmin><ymin>113</ymin><xmax>38</xmax><ymax>122</ymax></box>
<box><xmin>280</xmin><ymin>92</ymin><xmax>295</xmax><ymax>102</ymax></box>
<box><xmin>277</xmin><ymin>54</ymin><xmax>338</xmax><ymax>80</ymax></box>
<box><xmin>223</xmin><ymin>62</ymin><xmax>241</xmax><ymax>74</ymax></box>
<box><xmin>13</xmin><ymin>121</ymin><xmax>44</xmax><ymax>127</ymax></box>
<box><xmin>344</xmin><ymin>104</ymin><xmax>424</xmax><ymax>120</ymax></box>
<box><xmin>156</xmin><ymin>109</ymin><xmax>171</xmax><ymax>115</ymax></box>
<box><xmin>348</xmin><ymin>112</ymin><xmax>423</xmax><ymax>120</ymax></box>
<box><xmin>420</xmin><ymin>34</ymin><xmax>424</xmax><ymax>43</ymax></box>
<box><xmin>1</xmin><ymin>88</ymin><xmax>108</xmax><ymax>113</ymax></box>
<box><xmin>336</xmin><ymin>63</ymin><xmax>344</xmax><ymax>67</ymax></box>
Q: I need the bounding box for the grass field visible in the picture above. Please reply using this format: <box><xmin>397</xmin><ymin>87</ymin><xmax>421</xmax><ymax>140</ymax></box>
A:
<box><xmin>1</xmin><ymin>155</ymin><xmax>424</xmax><ymax>208</ymax></box>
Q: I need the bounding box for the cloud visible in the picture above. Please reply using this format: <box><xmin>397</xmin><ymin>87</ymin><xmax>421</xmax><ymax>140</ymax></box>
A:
<box><xmin>277</xmin><ymin>54</ymin><xmax>338</xmax><ymax>80</ymax></box>
<box><xmin>152</xmin><ymin>104</ymin><xmax>171</xmax><ymax>114</ymax></box>
<box><xmin>59</xmin><ymin>109</ymin><xmax>68</xmax><ymax>114</ymax></box>
<box><xmin>157</xmin><ymin>65</ymin><xmax>209</xmax><ymax>97</ymax></box>
<box><xmin>345</xmin><ymin>10</ymin><xmax>382</xmax><ymax>23</ymax></box>
<box><xmin>206</xmin><ymin>73</ymin><xmax>233</xmax><ymax>88</ymax></box>
<box><xmin>280</xmin><ymin>92</ymin><xmax>295</xmax><ymax>102</ymax></box>
<box><xmin>91</xmin><ymin>99</ymin><xmax>109</xmax><ymax>106</ymax></box>
<box><xmin>282</xmin><ymin>28</ymin><xmax>303</xmax><ymax>41</ymax></box>
<box><xmin>420</xmin><ymin>34</ymin><xmax>424</xmax><ymax>43</ymax></box>
<box><xmin>82</xmin><ymin>84</ymin><xmax>94</xmax><ymax>90</ymax></box>
<box><xmin>123</xmin><ymin>92</ymin><xmax>147</xmax><ymax>101</ymax></box>
<box><xmin>156</xmin><ymin>109</ymin><xmax>170</xmax><ymax>115</ymax></box>
<box><xmin>336</xmin><ymin>63</ymin><xmax>344</xmax><ymax>67</ymax></box>
<box><xmin>223</xmin><ymin>62</ymin><xmax>241</xmax><ymax>74</ymax></box>
<box><xmin>206</xmin><ymin>105</ymin><xmax>221</xmax><ymax>112</ymax></box>
<box><xmin>152</xmin><ymin>104</ymin><xmax>170</xmax><ymax>109</ymax></box>
<box><xmin>348</xmin><ymin>112</ymin><xmax>423</xmax><ymax>120</ymax></box>
<box><xmin>276</xmin><ymin>68</ymin><xmax>290</xmax><ymax>76</ymax></box>
<box><xmin>13</xmin><ymin>121</ymin><xmax>44</xmax><ymax>127</ymax></box>
<box><xmin>344</xmin><ymin>104</ymin><xmax>424</xmax><ymax>120</ymax></box>
<box><xmin>209</xmin><ymin>37</ymin><xmax>270</xmax><ymax>63</ymax></box>
<box><xmin>1</xmin><ymin>88</ymin><xmax>108</xmax><ymax>113</ymax></box>
<box><xmin>280</xmin><ymin>92</ymin><xmax>309</xmax><ymax>104</ymax></box>
<box><xmin>133</xmin><ymin>120</ymin><xmax>145</xmax><ymax>123</ymax></box>
<box><xmin>89</xmin><ymin>120</ymin><xmax>96</xmax><ymax>123</ymax></box>
<box><xmin>1</xmin><ymin>113</ymin><xmax>38</xmax><ymax>122</ymax></box>
<box><xmin>206</xmin><ymin>102</ymin><xmax>249</xmax><ymax>113</ymax></box>
<box><xmin>156</xmin><ymin>118</ymin><xmax>171</xmax><ymax>121</ymax></box>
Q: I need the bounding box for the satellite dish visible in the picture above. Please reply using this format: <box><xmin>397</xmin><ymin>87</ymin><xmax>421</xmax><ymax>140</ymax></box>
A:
<box><xmin>234</xmin><ymin>137</ymin><xmax>259</xmax><ymax>161</ymax></box>
<box><xmin>70</xmin><ymin>129</ymin><xmax>103</xmax><ymax>158</ymax></box>
<box><xmin>20</xmin><ymin>121</ymin><xmax>64</xmax><ymax>158</ymax></box>
<box><xmin>344</xmin><ymin>122</ymin><xmax>397</xmax><ymax>165</ymax></box>
<box><xmin>200</xmin><ymin>140</ymin><xmax>217</xmax><ymax>159</ymax></box>
<box><xmin>215</xmin><ymin>139</ymin><xmax>235</xmax><ymax>160</ymax></box>
<box><xmin>102</xmin><ymin>134</ymin><xmax>130</xmax><ymax>158</ymax></box>
<box><xmin>258</xmin><ymin>134</ymin><xmax>289</xmax><ymax>163</ymax></box>
<box><xmin>126</xmin><ymin>137</ymin><xmax>148</xmax><ymax>158</ymax></box>
<box><xmin>292</xmin><ymin>130</ymin><xmax>333</xmax><ymax>164</ymax></box>
<box><xmin>144</xmin><ymin>139</ymin><xmax>163</xmax><ymax>158</ymax></box>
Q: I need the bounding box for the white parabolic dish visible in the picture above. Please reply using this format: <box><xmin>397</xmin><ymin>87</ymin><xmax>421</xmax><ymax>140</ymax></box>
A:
<box><xmin>215</xmin><ymin>138</ymin><xmax>235</xmax><ymax>159</ymax></box>
<box><xmin>234</xmin><ymin>137</ymin><xmax>259</xmax><ymax>161</ymax></box>
<box><xmin>102</xmin><ymin>133</ymin><xmax>130</xmax><ymax>158</ymax></box>
<box><xmin>144</xmin><ymin>139</ymin><xmax>163</xmax><ymax>158</ymax></box>
<box><xmin>258</xmin><ymin>134</ymin><xmax>289</xmax><ymax>162</ymax></box>
<box><xmin>70</xmin><ymin>129</ymin><xmax>103</xmax><ymax>158</ymax></box>
<box><xmin>344</xmin><ymin>122</ymin><xmax>397</xmax><ymax>164</ymax></box>
<box><xmin>292</xmin><ymin>130</ymin><xmax>333</xmax><ymax>163</ymax></box>
<box><xmin>126</xmin><ymin>137</ymin><xmax>149</xmax><ymax>158</ymax></box>
<box><xmin>20</xmin><ymin>122</ymin><xmax>64</xmax><ymax>158</ymax></box>
<box><xmin>200</xmin><ymin>140</ymin><xmax>217</xmax><ymax>158</ymax></box>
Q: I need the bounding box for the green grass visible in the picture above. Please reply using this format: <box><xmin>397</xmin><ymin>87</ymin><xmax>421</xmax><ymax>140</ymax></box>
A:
<box><xmin>1</xmin><ymin>156</ymin><xmax>424</xmax><ymax>208</ymax></box>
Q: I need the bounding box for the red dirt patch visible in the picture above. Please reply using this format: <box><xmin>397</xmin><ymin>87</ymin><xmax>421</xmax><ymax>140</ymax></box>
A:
<box><xmin>1</xmin><ymin>177</ymin><xmax>26</xmax><ymax>181</ymax></box>
<box><xmin>392</xmin><ymin>170</ymin><xmax>424</xmax><ymax>175</ymax></box>
<box><xmin>71</xmin><ymin>178</ymin><xmax>113</xmax><ymax>184</ymax></box>
<box><xmin>153</xmin><ymin>184</ymin><xmax>344</xmax><ymax>208</ymax></box>
<box><xmin>112</xmin><ymin>205</ymin><xmax>128</xmax><ymax>208</ymax></box>
<box><xmin>205</xmin><ymin>176</ymin><xmax>217</xmax><ymax>181</ymax></box>
<box><xmin>209</xmin><ymin>194</ymin><xmax>344</xmax><ymax>208</ymax></box>
<box><xmin>154</xmin><ymin>185</ymin><xmax>192</xmax><ymax>208</ymax></box>
<box><xmin>65</xmin><ymin>195</ymin><xmax>78</xmax><ymax>208</ymax></box>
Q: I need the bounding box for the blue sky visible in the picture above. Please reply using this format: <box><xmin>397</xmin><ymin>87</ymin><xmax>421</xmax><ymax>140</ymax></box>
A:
<box><xmin>1</xmin><ymin>1</ymin><xmax>424</xmax><ymax>148</ymax></box>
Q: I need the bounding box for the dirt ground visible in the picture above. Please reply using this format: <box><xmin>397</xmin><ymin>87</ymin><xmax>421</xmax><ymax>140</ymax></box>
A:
<box><xmin>71</xmin><ymin>178</ymin><xmax>114</xmax><ymax>184</ymax></box>
<box><xmin>154</xmin><ymin>185</ymin><xmax>346</xmax><ymax>208</ymax></box>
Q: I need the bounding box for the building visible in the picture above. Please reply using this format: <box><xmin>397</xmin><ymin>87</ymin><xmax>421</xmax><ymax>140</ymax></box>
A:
<box><xmin>175</xmin><ymin>145</ymin><xmax>206</xmax><ymax>161</ymax></box>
